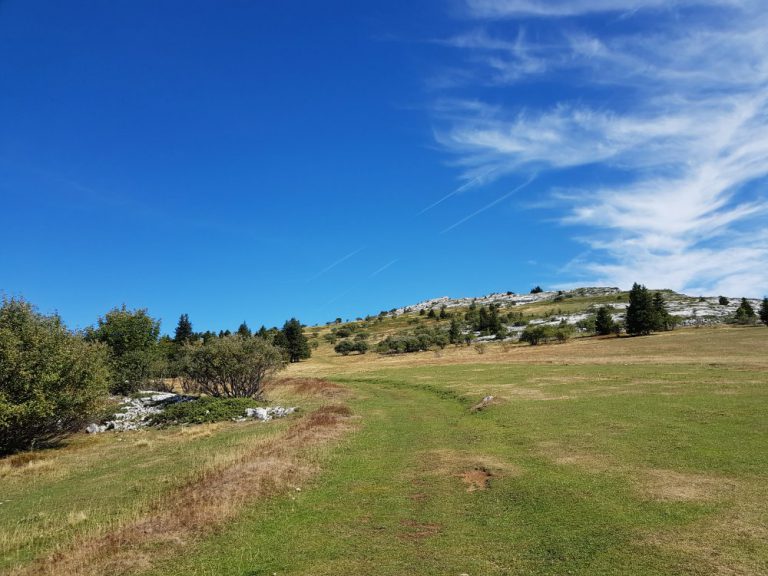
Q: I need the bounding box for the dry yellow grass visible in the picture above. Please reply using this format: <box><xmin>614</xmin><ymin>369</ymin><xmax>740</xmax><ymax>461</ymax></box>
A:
<box><xmin>287</xmin><ymin>326</ymin><xmax>768</xmax><ymax>378</ymax></box>
<box><xmin>14</xmin><ymin>404</ymin><xmax>356</xmax><ymax>576</ymax></box>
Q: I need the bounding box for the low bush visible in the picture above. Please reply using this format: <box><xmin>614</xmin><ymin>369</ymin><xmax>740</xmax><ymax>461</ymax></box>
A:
<box><xmin>150</xmin><ymin>396</ymin><xmax>261</xmax><ymax>425</ymax></box>
<box><xmin>520</xmin><ymin>324</ymin><xmax>573</xmax><ymax>345</ymax></box>
<box><xmin>334</xmin><ymin>339</ymin><xmax>368</xmax><ymax>355</ymax></box>
<box><xmin>181</xmin><ymin>335</ymin><xmax>285</xmax><ymax>398</ymax></box>
<box><xmin>375</xmin><ymin>326</ymin><xmax>449</xmax><ymax>354</ymax></box>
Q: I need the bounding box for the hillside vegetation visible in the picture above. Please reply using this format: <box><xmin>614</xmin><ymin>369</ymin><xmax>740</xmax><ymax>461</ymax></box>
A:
<box><xmin>1</xmin><ymin>287</ymin><xmax>767</xmax><ymax>575</ymax></box>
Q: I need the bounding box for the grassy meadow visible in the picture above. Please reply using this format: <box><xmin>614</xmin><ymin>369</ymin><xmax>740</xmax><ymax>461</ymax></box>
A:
<box><xmin>1</xmin><ymin>326</ymin><xmax>767</xmax><ymax>575</ymax></box>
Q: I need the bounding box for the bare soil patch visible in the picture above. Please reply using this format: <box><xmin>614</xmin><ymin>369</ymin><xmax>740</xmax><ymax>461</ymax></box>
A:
<box><xmin>417</xmin><ymin>449</ymin><xmax>520</xmax><ymax>492</ymax></box>
<box><xmin>461</xmin><ymin>467</ymin><xmax>492</xmax><ymax>492</ymax></box>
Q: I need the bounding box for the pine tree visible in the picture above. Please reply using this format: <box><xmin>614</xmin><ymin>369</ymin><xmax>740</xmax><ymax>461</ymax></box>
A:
<box><xmin>652</xmin><ymin>292</ymin><xmax>673</xmax><ymax>331</ymax></box>
<box><xmin>759</xmin><ymin>298</ymin><xmax>768</xmax><ymax>326</ymax></box>
<box><xmin>280</xmin><ymin>318</ymin><xmax>310</xmax><ymax>362</ymax></box>
<box><xmin>625</xmin><ymin>283</ymin><xmax>654</xmax><ymax>335</ymax></box>
<box><xmin>448</xmin><ymin>316</ymin><xmax>462</xmax><ymax>345</ymax></box>
<box><xmin>595</xmin><ymin>306</ymin><xmax>615</xmax><ymax>335</ymax></box>
<box><xmin>237</xmin><ymin>321</ymin><xmax>251</xmax><ymax>338</ymax></box>
<box><xmin>734</xmin><ymin>298</ymin><xmax>756</xmax><ymax>325</ymax></box>
<box><xmin>174</xmin><ymin>313</ymin><xmax>194</xmax><ymax>344</ymax></box>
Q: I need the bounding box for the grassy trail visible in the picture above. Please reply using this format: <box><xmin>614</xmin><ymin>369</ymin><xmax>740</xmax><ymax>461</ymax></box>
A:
<box><xmin>144</xmin><ymin>367</ymin><xmax>761</xmax><ymax>576</ymax></box>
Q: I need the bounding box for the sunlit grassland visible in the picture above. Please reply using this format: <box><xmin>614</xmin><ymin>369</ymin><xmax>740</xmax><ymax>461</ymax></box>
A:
<box><xmin>141</xmin><ymin>326</ymin><xmax>767</xmax><ymax>575</ymax></box>
<box><xmin>2</xmin><ymin>326</ymin><xmax>766</xmax><ymax>575</ymax></box>
<box><xmin>0</xmin><ymin>384</ymin><xmax>335</xmax><ymax>574</ymax></box>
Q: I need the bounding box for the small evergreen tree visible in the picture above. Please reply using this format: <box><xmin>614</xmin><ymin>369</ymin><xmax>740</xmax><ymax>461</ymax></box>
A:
<box><xmin>595</xmin><ymin>306</ymin><xmax>616</xmax><ymax>335</ymax></box>
<box><xmin>718</xmin><ymin>296</ymin><xmax>729</xmax><ymax>306</ymax></box>
<box><xmin>652</xmin><ymin>292</ymin><xmax>673</xmax><ymax>331</ymax></box>
<box><xmin>625</xmin><ymin>283</ymin><xmax>654</xmax><ymax>336</ymax></box>
<box><xmin>280</xmin><ymin>318</ymin><xmax>310</xmax><ymax>362</ymax></box>
<box><xmin>530</xmin><ymin>286</ymin><xmax>543</xmax><ymax>294</ymax></box>
<box><xmin>734</xmin><ymin>298</ymin><xmax>756</xmax><ymax>325</ymax></box>
<box><xmin>759</xmin><ymin>298</ymin><xmax>768</xmax><ymax>326</ymax></box>
<box><xmin>448</xmin><ymin>316</ymin><xmax>462</xmax><ymax>344</ymax></box>
<box><xmin>439</xmin><ymin>305</ymin><xmax>449</xmax><ymax>319</ymax></box>
<box><xmin>174</xmin><ymin>314</ymin><xmax>194</xmax><ymax>344</ymax></box>
<box><xmin>237</xmin><ymin>321</ymin><xmax>252</xmax><ymax>338</ymax></box>
<box><xmin>427</xmin><ymin>308</ymin><xmax>437</xmax><ymax>319</ymax></box>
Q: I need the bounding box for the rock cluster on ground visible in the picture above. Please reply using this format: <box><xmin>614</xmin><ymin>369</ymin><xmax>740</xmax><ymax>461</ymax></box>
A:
<box><xmin>85</xmin><ymin>392</ymin><xmax>297</xmax><ymax>433</ymax></box>
<box><xmin>241</xmin><ymin>406</ymin><xmax>297</xmax><ymax>421</ymax></box>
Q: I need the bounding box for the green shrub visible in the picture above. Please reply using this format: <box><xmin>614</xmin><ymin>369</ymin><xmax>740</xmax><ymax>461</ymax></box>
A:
<box><xmin>181</xmin><ymin>335</ymin><xmax>285</xmax><ymax>398</ymax></box>
<box><xmin>375</xmin><ymin>326</ymin><xmax>449</xmax><ymax>354</ymax></box>
<box><xmin>150</xmin><ymin>396</ymin><xmax>261</xmax><ymax>425</ymax></box>
<box><xmin>334</xmin><ymin>339</ymin><xmax>368</xmax><ymax>355</ymax></box>
<box><xmin>85</xmin><ymin>305</ymin><xmax>161</xmax><ymax>394</ymax></box>
<box><xmin>520</xmin><ymin>325</ymin><xmax>555</xmax><ymax>345</ymax></box>
<box><xmin>0</xmin><ymin>298</ymin><xmax>109</xmax><ymax>455</ymax></box>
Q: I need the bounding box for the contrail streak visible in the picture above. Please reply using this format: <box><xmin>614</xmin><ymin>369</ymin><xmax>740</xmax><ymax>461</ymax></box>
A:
<box><xmin>308</xmin><ymin>247</ymin><xmax>365</xmax><ymax>281</ymax></box>
<box><xmin>441</xmin><ymin>174</ymin><xmax>537</xmax><ymax>234</ymax></box>
<box><xmin>368</xmin><ymin>258</ymin><xmax>400</xmax><ymax>278</ymax></box>
<box><xmin>419</xmin><ymin>167</ymin><xmax>499</xmax><ymax>215</ymax></box>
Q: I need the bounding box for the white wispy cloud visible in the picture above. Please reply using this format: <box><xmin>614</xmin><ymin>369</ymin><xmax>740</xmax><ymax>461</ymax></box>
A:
<box><xmin>466</xmin><ymin>0</ymin><xmax>741</xmax><ymax>18</ymax></box>
<box><xmin>433</xmin><ymin>1</ymin><xmax>768</xmax><ymax>295</ymax></box>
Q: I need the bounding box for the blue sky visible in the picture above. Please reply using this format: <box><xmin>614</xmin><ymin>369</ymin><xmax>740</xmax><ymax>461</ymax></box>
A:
<box><xmin>1</xmin><ymin>0</ymin><xmax>766</xmax><ymax>333</ymax></box>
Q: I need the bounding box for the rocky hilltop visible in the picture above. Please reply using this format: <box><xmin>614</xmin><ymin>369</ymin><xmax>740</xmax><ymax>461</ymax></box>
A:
<box><xmin>391</xmin><ymin>287</ymin><xmax>761</xmax><ymax>331</ymax></box>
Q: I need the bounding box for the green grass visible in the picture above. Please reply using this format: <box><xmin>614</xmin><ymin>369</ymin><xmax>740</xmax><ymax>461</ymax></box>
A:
<box><xmin>0</xmin><ymin>419</ymin><xmax>289</xmax><ymax>571</ymax></box>
<box><xmin>142</xmin><ymin>357</ymin><xmax>767</xmax><ymax>575</ymax></box>
<box><xmin>3</xmin><ymin>328</ymin><xmax>767</xmax><ymax>575</ymax></box>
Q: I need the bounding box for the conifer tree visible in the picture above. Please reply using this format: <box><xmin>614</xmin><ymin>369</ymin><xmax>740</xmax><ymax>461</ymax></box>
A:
<box><xmin>625</xmin><ymin>283</ymin><xmax>654</xmax><ymax>335</ymax></box>
<box><xmin>759</xmin><ymin>298</ymin><xmax>768</xmax><ymax>326</ymax></box>
<box><xmin>448</xmin><ymin>316</ymin><xmax>462</xmax><ymax>344</ymax></box>
<box><xmin>280</xmin><ymin>318</ymin><xmax>310</xmax><ymax>362</ymax></box>
<box><xmin>595</xmin><ymin>306</ymin><xmax>615</xmax><ymax>335</ymax></box>
<box><xmin>734</xmin><ymin>298</ymin><xmax>756</xmax><ymax>325</ymax></box>
<box><xmin>237</xmin><ymin>321</ymin><xmax>252</xmax><ymax>338</ymax></box>
<box><xmin>652</xmin><ymin>292</ymin><xmax>673</xmax><ymax>331</ymax></box>
<box><xmin>174</xmin><ymin>313</ymin><xmax>194</xmax><ymax>344</ymax></box>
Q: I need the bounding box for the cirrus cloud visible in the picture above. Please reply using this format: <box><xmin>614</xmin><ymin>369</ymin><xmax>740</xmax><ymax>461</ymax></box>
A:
<box><xmin>433</xmin><ymin>0</ymin><xmax>768</xmax><ymax>296</ymax></box>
